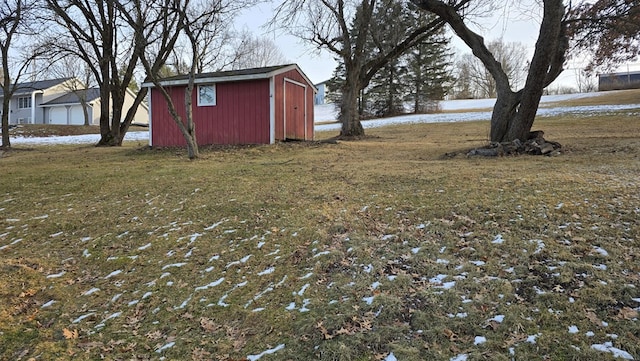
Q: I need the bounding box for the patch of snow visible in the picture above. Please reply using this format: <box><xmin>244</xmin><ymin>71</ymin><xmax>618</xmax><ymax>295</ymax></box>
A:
<box><xmin>161</xmin><ymin>262</ymin><xmax>187</xmax><ymax>270</ymax></box>
<box><xmin>155</xmin><ymin>341</ymin><xmax>176</xmax><ymax>353</ymax></box>
<box><xmin>527</xmin><ymin>334</ymin><xmax>540</xmax><ymax>344</ymax></box>
<box><xmin>204</xmin><ymin>219</ymin><xmax>226</xmax><ymax>230</ymax></box>
<box><xmin>593</xmin><ymin>246</ymin><xmax>609</xmax><ymax>257</ymax></box>
<box><xmin>297</xmin><ymin>283</ymin><xmax>310</xmax><ymax>296</ymax></box>
<box><xmin>531</xmin><ymin>239</ymin><xmax>545</xmax><ymax>254</ymax></box>
<box><xmin>46</xmin><ymin>271</ymin><xmax>66</xmax><ymax>278</ymax></box>
<box><xmin>104</xmin><ymin>270</ymin><xmax>123</xmax><ymax>279</ymax></box>
<box><xmin>439</xmin><ymin>281</ymin><xmax>456</xmax><ymax>290</ymax></box>
<box><xmin>362</xmin><ymin>296</ymin><xmax>375</xmax><ymax>305</ymax></box>
<box><xmin>174</xmin><ymin>295</ymin><xmax>192</xmax><ymax>309</ymax></box>
<box><xmin>72</xmin><ymin>312</ymin><xmax>95</xmax><ymax>323</ymax></box>
<box><xmin>195</xmin><ymin>278</ymin><xmax>225</xmax><ymax>291</ymax></box>
<box><xmin>569</xmin><ymin>325</ymin><xmax>579</xmax><ymax>334</ymax></box>
<box><xmin>82</xmin><ymin>287</ymin><xmax>100</xmax><ymax>296</ymax></box>
<box><xmin>590</xmin><ymin>342</ymin><xmax>634</xmax><ymax>360</ymax></box>
<box><xmin>313</xmin><ymin>251</ymin><xmax>330</xmax><ymax>258</ymax></box>
<box><xmin>246</xmin><ymin>344</ymin><xmax>285</xmax><ymax>361</ymax></box>
<box><xmin>385</xmin><ymin>353</ymin><xmax>398</xmax><ymax>361</ymax></box>
<box><xmin>492</xmin><ymin>234</ymin><xmax>504</xmax><ymax>244</ymax></box>
<box><xmin>257</xmin><ymin>267</ymin><xmax>275</xmax><ymax>276</ymax></box>
<box><xmin>299</xmin><ymin>299</ymin><xmax>311</xmax><ymax>312</ymax></box>
<box><xmin>474</xmin><ymin>336</ymin><xmax>487</xmax><ymax>345</ymax></box>
<box><xmin>217</xmin><ymin>294</ymin><xmax>229</xmax><ymax>307</ymax></box>
<box><xmin>41</xmin><ymin>300</ymin><xmax>56</xmax><ymax>308</ymax></box>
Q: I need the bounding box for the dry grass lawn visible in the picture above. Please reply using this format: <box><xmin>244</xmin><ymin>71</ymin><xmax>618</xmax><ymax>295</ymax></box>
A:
<box><xmin>0</xmin><ymin>96</ymin><xmax>639</xmax><ymax>360</ymax></box>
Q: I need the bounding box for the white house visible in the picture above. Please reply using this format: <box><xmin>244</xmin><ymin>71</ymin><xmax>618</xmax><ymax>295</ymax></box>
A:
<box><xmin>314</xmin><ymin>80</ymin><xmax>331</xmax><ymax>105</ymax></box>
<box><xmin>0</xmin><ymin>78</ymin><xmax>148</xmax><ymax>126</ymax></box>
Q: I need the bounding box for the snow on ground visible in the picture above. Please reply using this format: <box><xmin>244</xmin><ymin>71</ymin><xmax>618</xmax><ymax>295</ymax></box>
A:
<box><xmin>9</xmin><ymin>91</ymin><xmax>640</xmax><ymax>145</ymax></box>
<box><xmin>11</xmin><ymin>130</ymin><xmax>149</xmax><ymax>146</ymax></box>
<box><xmin>315</xmin><ymin>103</ymin><xmax>640</xmax><ymax>132</ymax></box>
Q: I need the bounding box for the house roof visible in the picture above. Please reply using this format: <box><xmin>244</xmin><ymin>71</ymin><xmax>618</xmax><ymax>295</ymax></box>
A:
<box><xmin>141</xmin><ymin>64</ymin><xmax>317</xmax><ymax>92</ymax></box>
<box><xmin>598</xmin><ymin>71</ymin><xmax>640</xmax><ymax>77</ymax></box>
<box><xmin>0</xmin><ymin>78</ymin><xmax>72</xmax><ymax>97</ymax></box>
<box><xmin>41</xmin><ymin>88</ymin><xmax>101</xmax><ymax>106</ymax></box>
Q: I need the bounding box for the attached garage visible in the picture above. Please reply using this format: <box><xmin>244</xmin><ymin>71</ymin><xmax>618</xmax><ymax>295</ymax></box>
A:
<box><xmin>144</xmin><ymin>64</ymin><xmax>316</xmax><ymax>147</ymax></box>
<box><xmin>47</xmin><ymin>105</ymin><xmax>92</xmax><ymax>125</ymax></box>
<box><xmin>41</xmin><ymin>89</ymin><xmax>100</xmax><ymax>125</ymax></box>
<box><xmin>48</xmin><ymin>106</ymin><xmax>68</xmax><ymax>125</ymax></box>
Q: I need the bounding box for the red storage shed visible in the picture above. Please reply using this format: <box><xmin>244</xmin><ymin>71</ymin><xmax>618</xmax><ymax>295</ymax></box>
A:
<box><xmin>144</xmin><ymin>64</ymin><xmax>316</xmax><ymax>147</ymax></box>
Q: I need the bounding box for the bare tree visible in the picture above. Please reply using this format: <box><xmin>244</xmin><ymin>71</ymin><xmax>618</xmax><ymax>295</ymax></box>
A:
<box><xmin>0</xmin><ymin>0</ymin><xmax>43</xmax><ymax>149</ymax></box>
<box><xmin>412</xmin><ymin>0</ymin><xmax>569</xmax><ymax>143</ymax></box>
<box><xmin>48</xmin><ymin>56</ymin><xmax>95</xmax><ymax>125</ymax></box>
<box><xmin>455</xmin><ymin>39</ymin><xmax>528</xmax><ymax>99</ymax></box>
<box><xmin>133</xmin><ymin>0</ymin><xmax>251</xmax><ymax>159</ymax></box>
<box><xmin>575</xmin><ymin>68</ymin><xmax>596</xmax><ymax>93</ymax></box>
<box><xmin>230</xmin><ymin>31</ymin><xmax>288</xmax><ymax>69</ymax></box>
<box><xmin>46</xmin><ymin>0</ymin><xmax>148</xmax><ymax>146</ymax></box>
<box><xmin>272</xmin><ymin>0</ymin><xmax>451</xmax><ymax>137</ymax></box>
<box><xmin>568</xmin><ymin>0</ymin><xmax>640</xmax><ymax>72</ymax></box>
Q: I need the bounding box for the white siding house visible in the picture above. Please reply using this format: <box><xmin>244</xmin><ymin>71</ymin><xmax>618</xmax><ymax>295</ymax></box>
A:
<box><xmin>0</xmin><ymin>78</ymin><xmax>148</xmax><ymax>126</ymax></box>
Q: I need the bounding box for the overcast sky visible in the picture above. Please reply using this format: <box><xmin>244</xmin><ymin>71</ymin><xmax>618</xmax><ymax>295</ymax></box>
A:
<box><xmin>236</xmin><ymin>1</ymin><xmax>640</xmax><ymax>89</ymax></box>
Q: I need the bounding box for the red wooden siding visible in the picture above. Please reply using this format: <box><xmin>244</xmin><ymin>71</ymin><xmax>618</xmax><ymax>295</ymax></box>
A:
<box><xmin>151</xmin><ymin>79</ymin><xmax>271</xmax><ymax>146</ymax></box>
<box><xmin>150</xmin><ymin>65</ymin><xmax>315</xmax><ymax>147</ymax></box>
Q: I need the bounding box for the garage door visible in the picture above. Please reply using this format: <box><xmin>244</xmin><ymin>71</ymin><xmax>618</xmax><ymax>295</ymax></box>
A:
<box><xmin>49</xmin><ymin>107</ymin><xmax>67</xmax><ymax>125</ymax></box>
<box><xmin>70</xmin><ymin>105</ymin><xmax>90</xmax><ymax>125</ymax></box>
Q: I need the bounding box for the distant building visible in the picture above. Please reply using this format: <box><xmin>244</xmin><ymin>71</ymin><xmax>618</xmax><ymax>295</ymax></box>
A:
<box><xmin>0</xmin><ymin>78</ymin><xmax>148</xmax><ymax>125</ymax></box>
<box><xmin>598</xmin><ymin>71</ymin><xmax>640</xmax><ymax>91</ymax></box>
<box><xmin>314</xmin><ymin>81</ymin><xmax>330</xmax><ymax>105</ymax></box>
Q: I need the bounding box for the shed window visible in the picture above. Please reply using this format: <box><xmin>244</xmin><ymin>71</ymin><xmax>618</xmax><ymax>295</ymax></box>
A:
<box><xmin>198</xmin><ymin>84</ymin><xmax>216</xmax><ymax>106</ymax></box>
<box><xmin>18</xmin><ymin>97</ymin><xmax>32</xmax><ymax>109</ymax></box>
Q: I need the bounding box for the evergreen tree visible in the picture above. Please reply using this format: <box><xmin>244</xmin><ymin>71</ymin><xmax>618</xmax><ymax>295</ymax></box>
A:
<box><xmin>403</xmin><ymin>6</ymin><xmax>453</xmax><ymax>113</ymax></box>
<box><xmin>365</xmin><ymin>0</ymin><xmax>408</xmax><ymax>117</ymax></box>
<box><xmin>327</xmin><ymin>0</ymin><xmax>454</xmax><ymax>117</ymax></box>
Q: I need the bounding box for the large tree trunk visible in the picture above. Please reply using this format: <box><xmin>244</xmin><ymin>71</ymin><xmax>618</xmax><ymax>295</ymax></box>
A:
<box><xmin>184</xmin><ymin>83</ymin><xmax>199</xmax><ymax>159</ymax></box>
<box><xmin>412</xmin><ymin>0</ymin><xmax>567</xmax><ymax>143</ymax></box>
<box><xmin>116</xmin><ymin>88</ymin><xmax>148</xmax><ymax>145</ymax></box>
<box><xmin>339</xmin><ymin>65</ymin><xmax>365</xmax><ymax>137</ymax></box>
<box><xmin>97</xmin><ymin>58</ymin><xmax>117</xmax><ymax>146</ymax></box>
<box><xmin>1</xmin><ymin>101</ymin><xmax>10</xmax><ymax>149</ymax></box>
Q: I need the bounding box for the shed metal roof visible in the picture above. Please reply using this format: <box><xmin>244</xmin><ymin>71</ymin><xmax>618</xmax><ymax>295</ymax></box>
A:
<box><xmin>142</xmin><ymin>64</ymin><xmax>317</xmax><ymax>92</ymax></box>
